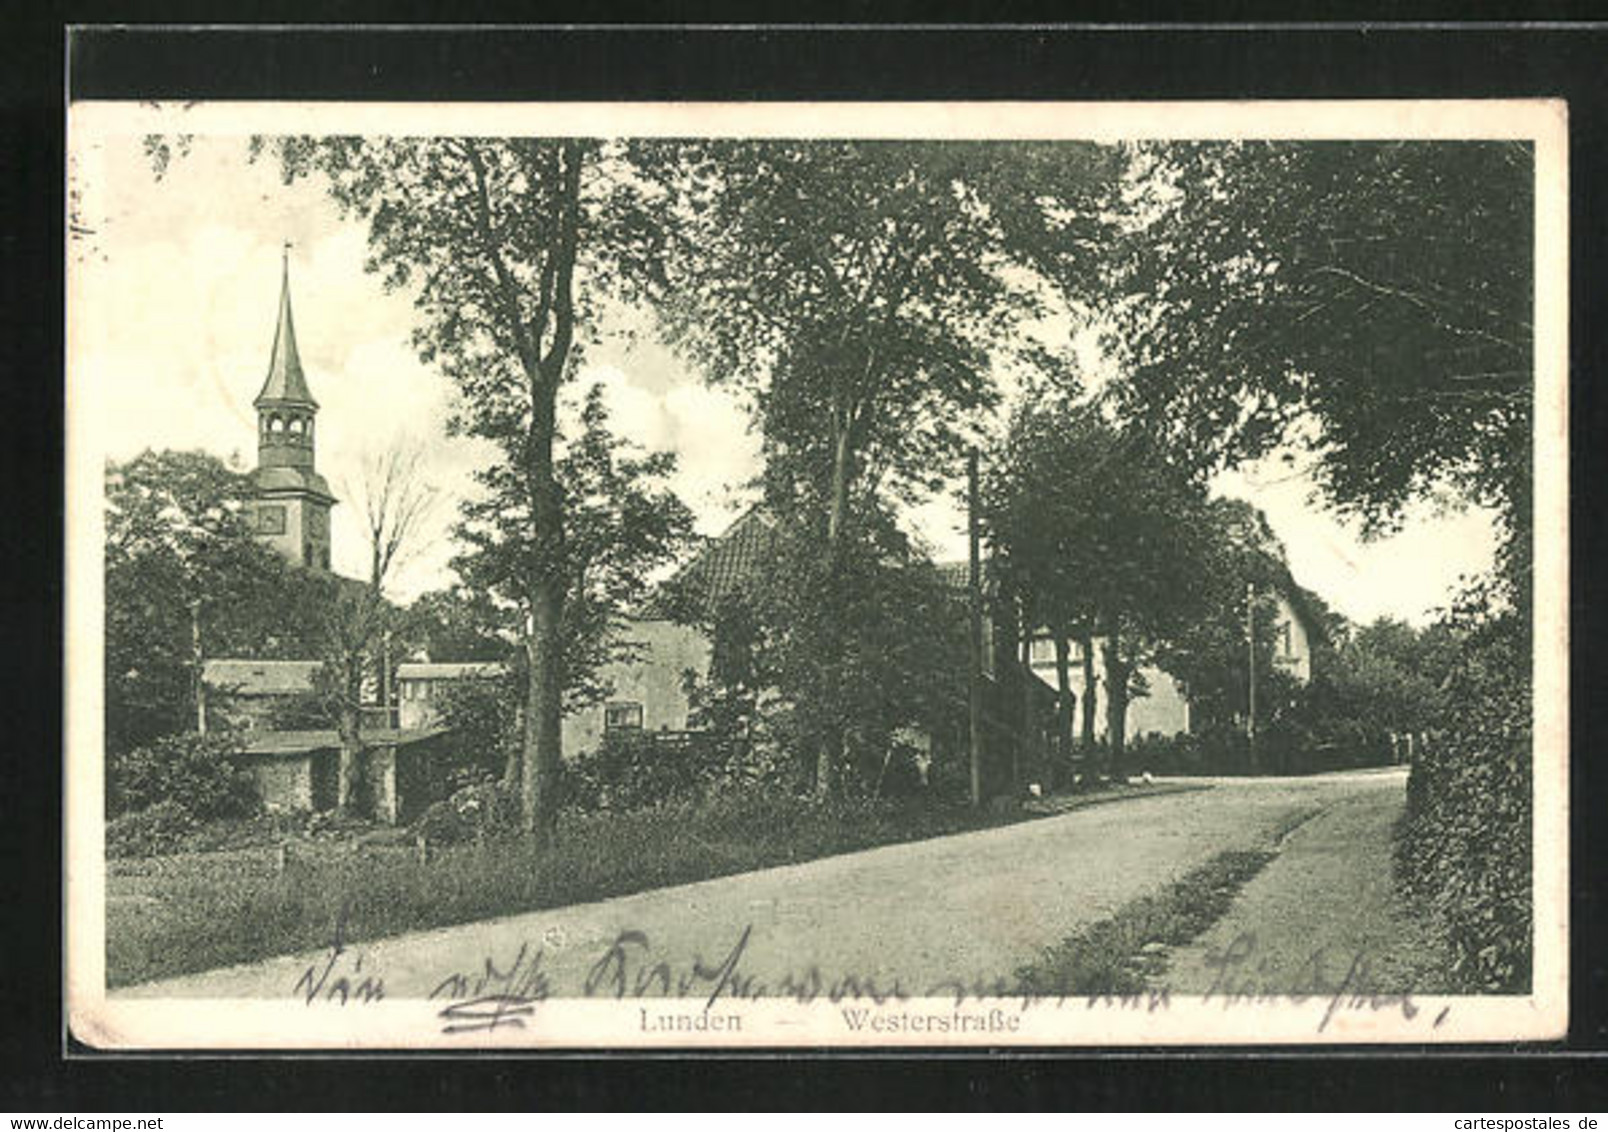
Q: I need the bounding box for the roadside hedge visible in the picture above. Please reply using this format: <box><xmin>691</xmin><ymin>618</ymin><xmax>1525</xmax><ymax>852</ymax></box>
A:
<box><xmin>1394</xmin><ymin>608</ymin><xmax>1532</xmax><ymax>993</ymax></box>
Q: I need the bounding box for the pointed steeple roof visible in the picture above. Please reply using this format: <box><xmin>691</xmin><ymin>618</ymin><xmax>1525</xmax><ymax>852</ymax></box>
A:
<box><xmin>254</xmin><ymin>245</ymin><xmax>318</xmax><ymax>409</ymax></box>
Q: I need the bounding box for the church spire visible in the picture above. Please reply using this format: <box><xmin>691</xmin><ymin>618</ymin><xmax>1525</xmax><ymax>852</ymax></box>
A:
<box><xmin>254</xmin><ymin>242</ymin><xmax>317</xmax><ymax>409</ymax></box>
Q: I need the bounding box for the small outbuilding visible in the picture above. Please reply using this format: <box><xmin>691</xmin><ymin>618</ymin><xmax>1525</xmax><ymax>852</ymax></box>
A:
<box><xmin>239</xmin><ymin>726</ymin><xmax>453</xmax><ymax>823</ymax></box>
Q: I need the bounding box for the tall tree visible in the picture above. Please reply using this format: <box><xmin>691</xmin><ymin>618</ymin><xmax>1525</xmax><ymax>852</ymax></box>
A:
<box><xmin>315</xmin><ymin>438</ymin><xmax>439</xmax><ymax>813</ymax></box>
<box><xmin>242</xmin><ymin>136</ymin><xmax>667</xmax><ymax>843</ymax></box>
<box><xmin>104</xmin><ymin>450</ymin><xmax>318</xmax><ymax>753</ymax></box>
<box><xmin>453</xmin><ymin>380</ymin><xmax>695</xmax><ymax>727</ymax></box>
<box><xmin>1100</xmin><ymin>140</ymin><xmax>1533</xmax><ymax>548</ymax></box>
<box><xmin>651</xmin><ymin>140</ymin><xmax>1058</xmax><ymax>795</ymax></box>
<box><xmin>982</xmin><ymin>401</ymin><xmax>1211</xmax><ymax>779</ymax></box>
<box><xmin>981</xmin><ymin>388</ymin><xmax>1102</xmax><ymax>774</ymax></box>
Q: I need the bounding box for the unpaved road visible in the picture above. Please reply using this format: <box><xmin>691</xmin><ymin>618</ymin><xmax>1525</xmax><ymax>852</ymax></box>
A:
<box><xmin>1163</xmin><ymin>769</ymin><xmax>1451</xmax><ymax>994</ymax></box>
<box><xmin>119</xmin><ymin>769</ymin><xmax>1413</xmax><ymax>1000</ymax></box>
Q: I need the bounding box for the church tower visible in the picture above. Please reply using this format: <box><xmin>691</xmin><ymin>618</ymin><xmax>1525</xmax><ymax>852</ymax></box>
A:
<box><xmin>248</xmin><ymin>247</ymin><xmax>336</xmax><ymax>571</ymax></box>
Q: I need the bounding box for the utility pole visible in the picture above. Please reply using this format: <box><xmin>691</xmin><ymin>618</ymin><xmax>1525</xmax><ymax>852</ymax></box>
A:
<box><xmin>191</xmin><ymin>599</ymin><xmax>207</xmax><ymax>736</ymax></box>
<box><xmin>967</xmin><ymin>448</ymin><xmax>985</xmax><ymax>808</ymax></box>
<box><xmin>381</xmin><ymin>629</ymin><xmax>393</xmax><ymax>729</ymax></box>
<box><xmin>1246</xmin><ymin>581</ymin><xmax>1257</xmax><ymax>772</ymax></box>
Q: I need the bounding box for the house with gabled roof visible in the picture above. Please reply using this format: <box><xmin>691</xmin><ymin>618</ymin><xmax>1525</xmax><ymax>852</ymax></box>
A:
<box><xmin>555</xmin><ymin>508</ymin><xmax>782</xmax><ymax>755</ymax></box>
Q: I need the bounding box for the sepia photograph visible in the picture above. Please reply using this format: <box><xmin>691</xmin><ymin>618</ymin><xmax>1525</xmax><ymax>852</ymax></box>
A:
<box><xmin>63</xmin><ymin>99</ymin><xmax>1568</xmax><ymax>1049</ymax></box>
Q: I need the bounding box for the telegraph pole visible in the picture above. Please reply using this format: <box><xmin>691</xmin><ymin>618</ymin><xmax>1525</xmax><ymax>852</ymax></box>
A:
<box><xmin>1246</xmin><ymin>581</ymin><xmax>1257</xmax><ymax>772</ymax></box>
<box><xmin>967</xmin><ymin>448</ymin><xmax>985</xmax><ymax>808</ymax></box>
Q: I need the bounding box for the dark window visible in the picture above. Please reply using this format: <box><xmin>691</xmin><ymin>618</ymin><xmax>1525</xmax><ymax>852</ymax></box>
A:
<box><xmin>604</xmin><ymin>702</ymin><xmax>644</xmax><ymax>731</ymax></box>
<box><xmin>258</xmin><ymin>505</ymin><xmax>286</xmax><ymax>535</ymax></box>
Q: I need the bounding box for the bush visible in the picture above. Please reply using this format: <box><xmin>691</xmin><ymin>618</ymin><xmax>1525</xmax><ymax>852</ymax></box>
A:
<box><xmin>1125</xmin><ymin>732</ymin><xmax>1202</xmax><ymax>776</ymax></box>
<box><xmin>106</xmin><ymin>800</ymin><xmax>196</xmax><ymax>858</ymax></box>
<box><xmin>1395</xmin><ymin>605</ymin><xmax>1531</xmax><ymax>992</ymax></box>
<box><xmin>563</xmin><ymin>728</ymin><xmax>738</xmax><ymax>813</ymax></box>
<box><xmin>415</xmin><ymin>775</ymin><xmax>522</xmax><ymax>844</ymax></box>
<box><xmin>107</xmin><ymin>731</ymin><xmax>259</xmax><ymax>822</ymax></box>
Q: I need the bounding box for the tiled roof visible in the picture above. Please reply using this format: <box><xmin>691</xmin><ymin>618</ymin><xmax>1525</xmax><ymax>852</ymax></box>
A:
<box><xmin>254</xmin><ymin>254</ymin><xmax>318</xmax><ymax>409</ymax></box>
<box><xmin>650</xmin><ymin>506</ymin><xmax>777</xmax><ymax>619</ymax></box>
<box><xmin>241</xmin><ymin>726</ymin><xmax>449</xmax><ymax>756</ymax></box>
<box><xmin>203</xmin><ymin>659</ymin><xmax>321</xmax><ymax>696</ymax></box>
<box><xmin>395</xmin><ymin>662</ymin><xmax>506</xmax><ymax>680</ymax></box>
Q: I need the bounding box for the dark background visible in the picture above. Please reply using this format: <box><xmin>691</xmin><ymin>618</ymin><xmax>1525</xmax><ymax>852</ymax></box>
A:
<box><xmin>6</xmin><ymin>7</ymin><xmax>1607</xmax><ymax>1111</ymax></box>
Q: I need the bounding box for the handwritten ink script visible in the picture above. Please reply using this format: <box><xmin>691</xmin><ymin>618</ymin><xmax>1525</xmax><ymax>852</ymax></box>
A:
<box><xmin>292</xmin><ymin>900</ymin><xmax>386</xmax><ymax>1007</ymax></box>
<box><xmin>1199</xmin><ymin>931</ymin><xmax>1450</xmax><ymax>1033</ymax></box>
<box><xmin>287</xmin><ymin>921</ymin><xmax>1448</xmax><ymax>1035</ymax></box>
<box><xmin>429</xmin><ymin>940</ymin><xmax>553</xmax><ymax>1034</ymax></box>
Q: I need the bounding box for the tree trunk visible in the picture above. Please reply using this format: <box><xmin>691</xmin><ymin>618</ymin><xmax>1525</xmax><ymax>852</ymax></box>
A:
<box><xmin>379</xmin><ymin>630</ymin><xmax>392</xmax><ymax>729</ymax></box>
<box><xmin>814</xmin><ymin>418</ymin><xmax>854</xmax><ymax>801</ymax></box>
<box><xmin>190</xmin><ymin>600</ymin><xmax>206</xmax><ymax>735</ymax></box>
<box><xmin>502</xmin><ymin>693</ymin><xmax>524</xmax><ymax>789</ymax></box>
<box><xmin>522</xmin><ymin>386</ymin><xmax>567</xmax><ymax>846</ymax></box>
<box><xmin>1104</xmin><ymin>616</ymin><xmax>1129</xmax><ymax>783</ymax></box>
<box><xmin>1053</xmin><ymin>631</ymin><xmax>1075</xmax><ymax>790</ymax></box>
<box><xmin>523</xmin><ymin>588</ymin><xmax>563</xmax><ymax>846</ymax></box>
<box><xmin>336</xmin><ymin>659</ymin><xmax>363</xmax><ymax>815</ymax></box>
<box><xmin>1079</xmin><ymin>629</ymin><xmax>1098</xmax><ymax>756</ymax></box>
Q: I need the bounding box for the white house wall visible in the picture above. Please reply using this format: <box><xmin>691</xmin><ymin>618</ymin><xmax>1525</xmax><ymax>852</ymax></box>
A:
<box><xmin>1031</xmin><ymin>654</ymin><xmax>1192</xmax><ymax>740</ymax></box>
<box><xmin>1271</xmin><ymin>591</ymin><xmax>1313</xmax><ymax>683</ymax></box>
<box><xmin>562</xmin><ymin>619</ymin><xmax>714</xmax><ymax>757</ymax></box>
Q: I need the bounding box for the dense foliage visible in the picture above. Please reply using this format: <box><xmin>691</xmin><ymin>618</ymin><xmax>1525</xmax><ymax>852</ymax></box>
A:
<box><xmin>663</xmin><ymin>508</ymin><xmax>972</xmax><ymax>800</ymax></box>
<box><xmin>105</xmin><ymin>800</ymin><xmax>198</xmax><ymax>860</ymax></box>
<box><xmin>1102</xmin><ymin>140</ymin><xmax>1533</xmax><ymax>535</ymax></box>
<box><xmin>104</xmin><ymin>450</ymin><xmax>323</xmax><ymax>754</ymax></box>
<box><xmin>1395</xmin><ymin>587</ymin><xmax>1532</xmax><ymax>991</ymax></box>
<box><xmin>107</xmin><ymin>731</ymin><xmax>258</xmax><ymax>825</ymax></box>
<box><xmin>453</xmin><ymin>381</ymin><xmax>694</xmax><ymax>716</ymax></box>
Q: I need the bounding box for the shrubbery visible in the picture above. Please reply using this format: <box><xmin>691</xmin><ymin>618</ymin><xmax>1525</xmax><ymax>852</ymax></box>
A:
<box><xmin>1122</xmin><ymin>718</ymin><xmax>1389</xmax><ymax>779</ymax></box>
<box><xmin>563</xmin><ymin>728</ymin><xmax>747</xmax><ymax>813</ymax></box>
<box><xmin>413</xmin><ymin>727</ymin><xmax>755</xmax><ymax>843</ymax></box>
<box><xmin>106</xmin><ymin>799</ymin><xmax>197</xmax><ymax>858</ymax></box>
<box><xmin>415</xmin><ymin>775</ymin><xmax>523</xmax><ymax>844</ymax></box>
<box><xmin>105</xmin><ymin>731</ymin><xmax>260</xmax><ymax>858</ymax></box>
<box><xmin>107</xmin><ymin>731</ymin><xmax>259</xmax><ymax>823</ymax></box>
<box><xmin>1395</xmin><ymin>600</ymin><xmax>1531</xmax><ymax>992</ymax></box>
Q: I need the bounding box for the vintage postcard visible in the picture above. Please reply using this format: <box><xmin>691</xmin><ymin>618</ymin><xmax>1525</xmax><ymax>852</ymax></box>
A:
<box><xmin>65</xmin><ymin>99</ymin><xmax>1568</xmax><ymax>1049</ymax></box>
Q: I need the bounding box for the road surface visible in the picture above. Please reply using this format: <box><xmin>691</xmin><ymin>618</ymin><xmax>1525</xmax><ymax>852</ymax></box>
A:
<box><xmin>1162</xmin><ymin>769</ymin><xmax>1451</xmax><ymax>994</ymax></box>
<box><xmin>119</xmin><ymin>768</ymin><xmax>1414</xmax><ymax>1000</ymax></box>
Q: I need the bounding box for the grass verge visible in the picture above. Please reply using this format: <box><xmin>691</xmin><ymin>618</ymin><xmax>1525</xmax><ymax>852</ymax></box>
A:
<box><xmin>1014</xmin><ymin>847</ymin><xmax>1281</xmax><ymax>997</ymax></box>
<box><xmin>108</xmin><ymin>781</ymin><xmax>1193</xmax><ymax>988</ymax></box>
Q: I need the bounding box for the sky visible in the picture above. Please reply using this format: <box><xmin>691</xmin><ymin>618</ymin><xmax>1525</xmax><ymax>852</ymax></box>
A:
<box><xmin>70</xmin><ymin>133</ymin><xmax>1499</xmax><ymax>626</ymax></box>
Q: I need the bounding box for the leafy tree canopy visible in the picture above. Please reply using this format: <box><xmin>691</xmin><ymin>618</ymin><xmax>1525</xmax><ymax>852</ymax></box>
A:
<box><xmin>453</xmin><ymin>381</ymin><xmax>695</xmax><ymax>714</ymax></box>
<box><xmin>104</xmin><ymin>450</ymin><xmax>324</xmax><ymax>752</ymax></box>
<box><xmin>1099</xmin><ymin>141</ymin><xmax>1533</xmax><ymax>539</ymax></box>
